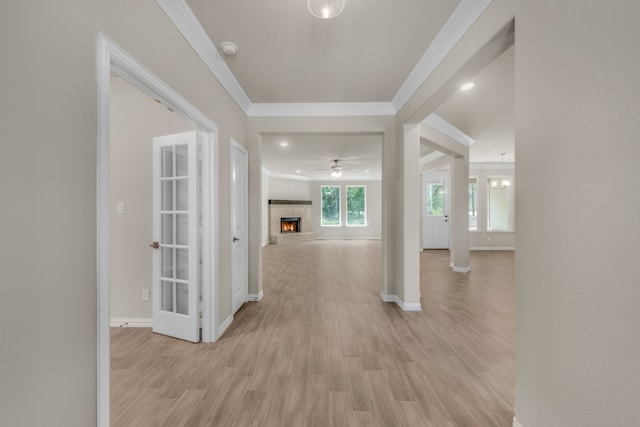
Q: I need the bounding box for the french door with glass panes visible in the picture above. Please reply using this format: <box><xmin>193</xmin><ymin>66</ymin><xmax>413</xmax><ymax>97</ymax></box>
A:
<box><xmin>151</xmin><ymin>131</ymin><xmax>200</xmax><ymax>343</ymax></box>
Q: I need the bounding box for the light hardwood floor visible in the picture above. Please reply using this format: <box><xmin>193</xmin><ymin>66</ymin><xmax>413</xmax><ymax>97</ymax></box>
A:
<box><xmin>111</xmin><ymin>240</ymin><xmax>514</xmax><ymax>426</ymax></box>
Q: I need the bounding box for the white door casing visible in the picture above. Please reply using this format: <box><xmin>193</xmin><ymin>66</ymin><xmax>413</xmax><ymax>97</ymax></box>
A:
<box><xmin>422</xmin><ymin>172</ymin><xmax>450</xmax><ymax>249</ymax></box>
<box><xmin>230</xmin><ymin>138</ymin><xmax>248</xmax><ymax>314</ymax></box>
<box><xmin>152</xmin><ymin>131</ymin><xmax>201</xmax><ymax>343</ymax></box>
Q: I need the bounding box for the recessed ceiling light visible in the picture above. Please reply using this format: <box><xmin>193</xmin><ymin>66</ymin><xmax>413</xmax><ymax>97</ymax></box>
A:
<box><xmin>296</xmin><ymin>170</ymin><xmax>301</xmax><ymax>173</ymax></box>
<box><xmin>279</xmin><ymin>142</ymin><xmax>288</xmax><ymax>147</ymax></box>
<box><xmin>460</xmin><ymin>82</ymin><xmax>475</xmax><ymax>91</ymax></box>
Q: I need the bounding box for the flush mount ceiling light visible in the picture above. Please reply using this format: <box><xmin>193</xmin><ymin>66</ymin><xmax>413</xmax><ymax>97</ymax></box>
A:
<box><xmin>308</xmin><ymin>0</ymin><xmax>345</xmax><ymax>19</ymax></box>
<box><xmin>460</xmin><ymin>82</ymin><xmax>475</xmax><ymax>91</ymax></box>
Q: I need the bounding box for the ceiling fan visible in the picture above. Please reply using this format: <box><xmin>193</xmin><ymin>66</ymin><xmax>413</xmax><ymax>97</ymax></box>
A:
<box><xmin>329</xmin><ymin>159</ymin><xmax>343</xmax><ymax>178</ymax></box>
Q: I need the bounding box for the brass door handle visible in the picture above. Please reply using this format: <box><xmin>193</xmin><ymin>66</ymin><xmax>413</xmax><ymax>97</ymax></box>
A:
<box><xmin>149</xmin><ymin>241</ymin><xmax>160</xmax><ymax>249</ymax></box>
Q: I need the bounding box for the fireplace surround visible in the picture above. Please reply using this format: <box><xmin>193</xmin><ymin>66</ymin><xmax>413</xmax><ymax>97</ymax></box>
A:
<box><xmin>269</xmin><ymin>200</ymin><xmax>315</xmax><ymax>244</ymax></box>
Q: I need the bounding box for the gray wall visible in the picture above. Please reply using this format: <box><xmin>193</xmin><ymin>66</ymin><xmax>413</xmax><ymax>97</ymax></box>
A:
<box><xmin>267</xmin><ymin>175</ymin><xmax>310</xmax><ymax>200</ymax></box>
<box><xmin>0</xmin><ymin>2</ymin><xmax>246</xmax><ymax>425</ymax></box>
<box><xmin>110</xmin><ymin>76</ymin><xmax>194</xmax><ymax>320</ymax></box>
<box><xmin>515</xmin><ymin>1</ymin><xmax>640</xmax><ymax>426</ymax></box>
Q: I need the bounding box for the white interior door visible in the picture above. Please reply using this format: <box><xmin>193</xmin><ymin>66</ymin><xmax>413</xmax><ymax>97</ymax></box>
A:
<box><xmin>230</xmin><ymin>139</ymin><xmax>248</xmax><ymax>314</ymax></box>
<box><xmin>152</xmin><ymin>131</ymin><xmax>200</xmax><ymax>343</ymax></box>
<box><xmin>422</xmin><ymin>172</ymin><xmax>450</xmax><ymax>249</ymax></box>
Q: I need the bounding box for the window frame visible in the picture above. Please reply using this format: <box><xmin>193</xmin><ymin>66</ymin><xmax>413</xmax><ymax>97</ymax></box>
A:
<box><xmin>346</xmin><ymin>185</ymin><xmax>367</xmax><ymax>227</ymax></box>
<box><xmin>320</xmin><ymin>185</ymin><xmax>341</xmax><ymax>227</ymax></box>
<box><xmin>486</xmin><ymin>176</ymin><xmax>514</xmax><ymax>232</ymax></box>
<box><xmin>469</xmin><ymin>176</ymin><xmax>478</xmax><ymax>231</ymax></box>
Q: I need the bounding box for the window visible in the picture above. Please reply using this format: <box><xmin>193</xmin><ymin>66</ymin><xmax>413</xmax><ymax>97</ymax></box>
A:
<box><xmin>426</xmin><ymin>183</ymin><xmax>444</xmax><ymax>216</ymax></box>
<box><xmin>321</xmin><ymin>185</ymin><xmax>341</xmax><ymax>226</ymax></box>
<box><xmin>487</xmin><ymin>177</ymin><xmax>512</xmax><ymax>231</ymax></box>
<box><xmin>469</xmin><ymin>177</ymin><xmax>478</xmax><ymax>230</ymax></box>
<box><xmin>346</xmin><ymin>185</ymin><xmax>366</xmax><ymax>226</ymax></box>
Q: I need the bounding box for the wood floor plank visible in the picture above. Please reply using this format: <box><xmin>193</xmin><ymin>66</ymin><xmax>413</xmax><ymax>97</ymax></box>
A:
<box><xmin>111</xmin><ymin>241</ymin><xmax>514</xmax><ymax>426</ymax></box>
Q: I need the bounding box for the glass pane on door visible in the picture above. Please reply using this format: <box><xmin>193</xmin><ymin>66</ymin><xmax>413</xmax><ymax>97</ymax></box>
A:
<box><xmin>426</xmin><ymin>183</ymin><xmax>444</xmax><ymax>216</ymax></box>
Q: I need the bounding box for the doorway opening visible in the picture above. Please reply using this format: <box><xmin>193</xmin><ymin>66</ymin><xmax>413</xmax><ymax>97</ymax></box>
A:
<box><xmin>97</xmin><ymin>33</ymin><xmax>219</xmax><ymax>427</ymax></box>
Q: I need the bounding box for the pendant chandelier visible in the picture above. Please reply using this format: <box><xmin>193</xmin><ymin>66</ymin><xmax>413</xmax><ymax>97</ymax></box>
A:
<box><xmin>308</xmin><ymin>0</ymin><xmax>345</xmax><ymax>19</ymax></box>
<box><xmin>491</xmin><ymin>153</ymin><xmax>511</xmax><ymax>189</ymax></box>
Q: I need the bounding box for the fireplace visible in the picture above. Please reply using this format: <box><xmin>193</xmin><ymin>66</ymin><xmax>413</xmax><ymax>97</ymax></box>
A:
<box><xmin>280</xmin><ymin>217</ymin><xmax>301</xmax><ymax>233</ymax></box>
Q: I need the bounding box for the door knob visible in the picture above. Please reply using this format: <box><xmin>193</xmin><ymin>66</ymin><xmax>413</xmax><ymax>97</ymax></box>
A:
<box><xmin>233</xmin><ymin>237</ymin><xmax>240</xmax><ymax>242</ymax></box>
<box><xmin>149</xmin><ymin>241</ymin><xmax>160</xmax><ymax>249</ymax></box>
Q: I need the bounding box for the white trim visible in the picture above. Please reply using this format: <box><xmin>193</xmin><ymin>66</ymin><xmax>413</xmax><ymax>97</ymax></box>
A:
<box><xmin>266</xmin><ymin>170</ymin><xmax>382</xmax><ymax>182</ymax></box>
<box><xmin>420</xmin><ymin>151</ymin><xmax>445</xmax><ymax>167</ymax></box>
<box><xmin>452</xmin><ymin>265</ymin><xmax>471</xmax><ymax>273</ymax></box>
<box><xmin>392</xmin><ymin>0</ymin><xmax>493</xmax><ymax>111</ymax></box>
<box><xmin>110</xmin><ymin>318</ymin><xmax>153</xmax><ymax>328</ymax></box>
<box><xmin>423</xmin><ymin>113</ymin><xmax>475</xmax><ymax>147</ymax></box>
<box><xmin>247</xmin><ymin>102</ymin><xmax>396</xmax><ymax>117</ymax></box>
<box><xmin>155</xmin><ymin>0</ymin><xmax>252</xmax><ymax>113</ymax></box>
<box><xmin>247</xmin><ymin>290</ymin><xmax>264</xmax><ymax>302</ymax></box>
<box><xmin>218</xmin><ymin>314</ymin><xmax>234</xmax><ymax>337</ymax></box>
<box><xmin>379</xmin><ymin>291</ymin><xmax>422</xmax><ymax>312</ymax></box>
<box><xmin>97</xmin><ymin>33</ymin><xmax>220</xmax><ymax>427</ymax></box>
<box><xmin>513</xmin><ymin>417</ymin><xmax>524</xmax><ymax>427</ymax></box>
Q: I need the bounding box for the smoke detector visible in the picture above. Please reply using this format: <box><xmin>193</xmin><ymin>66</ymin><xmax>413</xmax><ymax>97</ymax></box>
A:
<box><xmin>221</xmin><ymin>41</ymin><xmax>238</xmax><ymax>56</ymax></box>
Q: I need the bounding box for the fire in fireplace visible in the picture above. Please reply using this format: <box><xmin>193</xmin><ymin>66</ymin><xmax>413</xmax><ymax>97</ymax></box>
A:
<box><xmin>280</xmin><ymin>217</ymin><xmax>301</xmax><ymax>233</ymax></box>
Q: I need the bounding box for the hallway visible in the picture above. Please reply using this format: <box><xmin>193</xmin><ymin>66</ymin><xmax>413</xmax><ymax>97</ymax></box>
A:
<box><xmin>111</xmin><ymin>241</ymin><xmax>514</xmax><ymax>426</ymax></box>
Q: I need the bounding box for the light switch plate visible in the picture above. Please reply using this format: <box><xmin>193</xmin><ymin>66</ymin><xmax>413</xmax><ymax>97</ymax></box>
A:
<box><xmin>116</xmin><ymin>202</ymin><xmax>125</xmax><ymax>215</ymax></box>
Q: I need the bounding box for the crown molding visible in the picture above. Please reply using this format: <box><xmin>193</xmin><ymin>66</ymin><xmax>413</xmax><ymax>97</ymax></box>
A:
<box><xmin>265</xmin><ymin>170</ymin><xmax>381</xmax><ymax>182</ymax></box>
<box><xmin>420</xmin><ymin>151</ymin><xmax>445</xmax><ymax>166</ymax></box>
<box><xmin>156</xmin><ymin>0</ymin><xmax>252</xmax><ymax>113</ymax></box>
<box><xmin>157</xmin><ymin>0</ymin><xmax>489</xmax><ymax>120</ymax></box>
<box><xmin>247</xmin><ymin>102</ymin><xmax>396</xmax><ymax>117</ymax></box>
<box><xmin>423</xmin><ymin>113</ymin><xmax>475</xmax><ymax>147</ymax></box>
<box><xmin>392</xmin><ymin>0</ymin><xmax>493</xmax><ymax>112</ymax></box>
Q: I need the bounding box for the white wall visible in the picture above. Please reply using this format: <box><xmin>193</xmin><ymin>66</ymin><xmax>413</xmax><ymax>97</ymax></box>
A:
<box><xmin>110</xmin><ymin>76</ymin><xmax>194</xmax><ymax>320</ymax></box>
<box><xmin>0</xmin><ymin>2</ymin><xmax>246</xmax><ymax>425</ymax></box>
<box><xmin>309</xmin><ymin>180</ymin><xmax>382</xmax><ymax>239</ymax></box>
<box><xmin>515</xmin><ymin>1</ymin><xmax>640</xmax><ymax>426</ymax></box>
<box><xmin>267</xmin><ymin>175</ymin><xmax>310</xmax><ymax>200</ymax></box>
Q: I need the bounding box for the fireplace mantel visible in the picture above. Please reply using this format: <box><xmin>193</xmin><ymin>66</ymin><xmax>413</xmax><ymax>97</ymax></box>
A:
<box><xmin>268</xmin><ymin>200</ymin><xmax>312</xmax><ymax>205</ymax></box>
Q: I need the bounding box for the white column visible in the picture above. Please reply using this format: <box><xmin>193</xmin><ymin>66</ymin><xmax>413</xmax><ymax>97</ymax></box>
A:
<box><xmin>449</xmin><ymin>156</ymin><xmax>470</xmax><ymax>272</ymax></box>
<box><xmin>398</xmin><ymin>124</ymin><xmax>422</xmax><ymax>310</ymax></box>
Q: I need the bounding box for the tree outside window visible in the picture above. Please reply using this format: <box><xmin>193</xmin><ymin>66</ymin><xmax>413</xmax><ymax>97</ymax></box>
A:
<box><xmin>346</xmin><ymin>186</ymin><xmax>366</xmax><ymax>226</ymax></box>
<box><xmin>321</xmin><ymin>185</ymin><xmax>341</xmax><ymax>226</ymax></box>
<box><xmin>426</xmin><ymin>183</ymin><xmax>444</xmax><ymax>216</ymax></box>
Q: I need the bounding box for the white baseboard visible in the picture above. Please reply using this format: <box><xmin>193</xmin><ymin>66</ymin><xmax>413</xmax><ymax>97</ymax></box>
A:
<box><xmin>110</xmin><ymin>317</ymin><xmax>152</xmax><ymax>328</ymax></box>
<box><xmin>217</xmin><ymin>314</ymin><xmax>233</xmax><ymax>338</ymax></box>
<box><xmin>380</xmin><ymin>290</ymin><xmax>422</xmax><ymax>312</ymax></box>
<box><xmin>513</xmin><ymin>416</ymin><xmax>523</xmax><ymax>427</ymax></box>
<box><xmin>470</xmin><ymin>246</ymin><xmax>515</xmax><ymax>251</ymax></box>
<box><xmin>262</xmin><ymin>240</ymin><xmax>270</xmax><ymax>247</ymax></box>
<box><xmin>247</xmin><ymin>290</ymin><xmax>264</xmax><ymax>301</ymax></box>
<box><xmin>315</xmin><ymin>237</ymin><xmax>382</xmax><ymax>240</ymax></box>
<box><xmin>452</xmin><ymin>265</ymin><xmax>471</xmax><ymax>273</ymax></box>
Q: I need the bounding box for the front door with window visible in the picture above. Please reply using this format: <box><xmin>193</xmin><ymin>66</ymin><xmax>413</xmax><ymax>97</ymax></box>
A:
<box><xmin>422</xmin><ymin>172</ymin><xmax>450</xmax><ymax>249</ymax></box>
